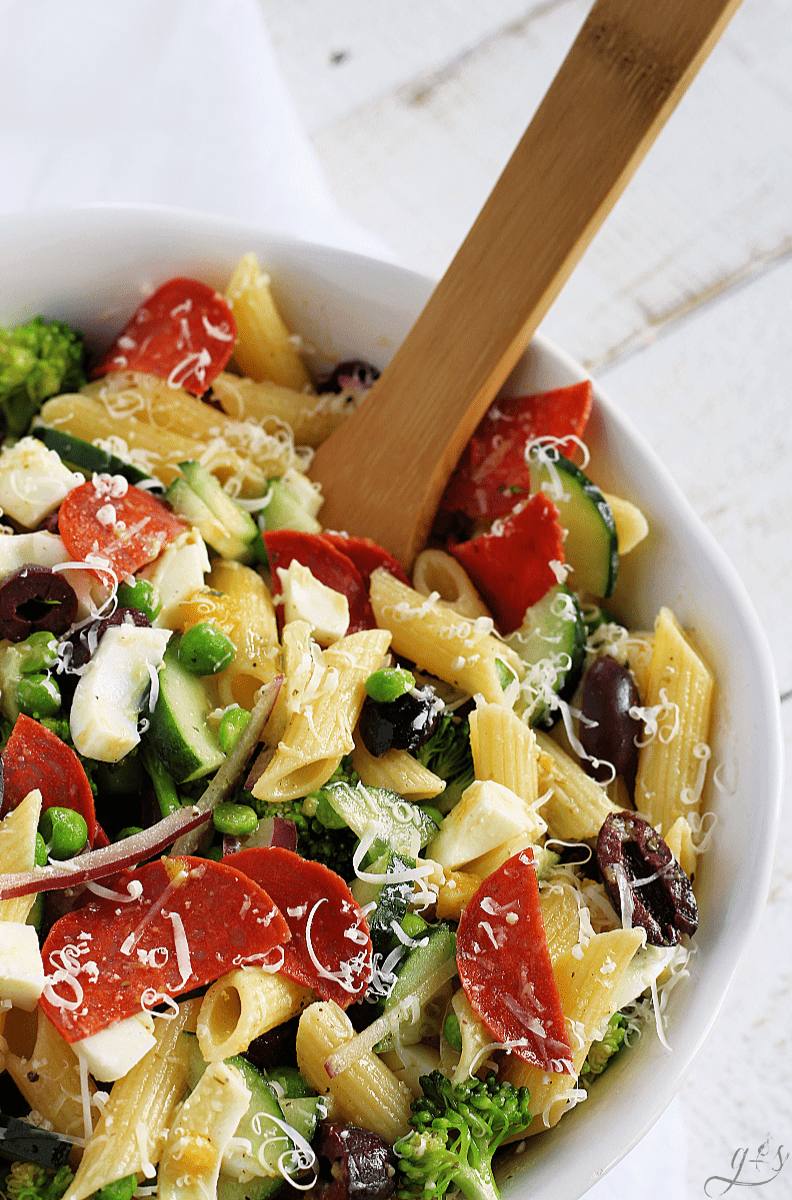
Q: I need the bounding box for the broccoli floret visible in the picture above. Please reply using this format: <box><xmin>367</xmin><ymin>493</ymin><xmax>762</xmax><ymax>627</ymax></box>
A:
<box><xmin>2</xmin><ymin>1162</ymin><xmax>73</xmax><ymax>1200</ymax></box>
<box><xmin>0</xmin><ymin>317</ymin><xmax>87</xmax><ymax>436</ymax></box>
<box><xmin>415</xmin><ymin>714</ymin><xmax>475</xmax><ymax>812</ymax></box>
<box><xmin>395</xmin><ymin>1071</ymin><xmax>532</xmax><ymax>1200</ymax></box>
<box><xmin>580</xmin><ymin>1013</ymin><xmax>627</xmax><ymax>1083</ymax></box>
<box><xmin>245</xmin><ymin>793</ymin><xmax>359</xmax><ymax>880</ymax></box>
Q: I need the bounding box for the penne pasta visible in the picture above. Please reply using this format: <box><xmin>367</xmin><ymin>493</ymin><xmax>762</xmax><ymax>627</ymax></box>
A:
<box><xmin>197</xmin><ymin>970</ymin><xmax>312</xmax><ymax>1062</ymax></box>
<box><xmin>412</xmin><ymin>549</ymin><xmax>492</xmax><ymax>621</ymax></box>
<box><xmin>535</xmin><ymin>730</ymin><xmax>620</xmax><ymax>841</ymax></box>
<box><xmin>352</xmin><ymin>735</ymin><xmax>446</xmax><ymax>800</ymax></box>
<box><xmin>469</xmin><ymin>702</ymin><xmax>539</xmax><ymax>805</ymax></box>
<box><xmin>225</xmin><ymin>253</ymin><xmax>313</xmax><ymax>391</ymax></box>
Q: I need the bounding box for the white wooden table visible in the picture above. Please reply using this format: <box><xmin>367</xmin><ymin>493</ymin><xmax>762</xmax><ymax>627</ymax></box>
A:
<box><xmin>258</xmin><ymin>1</ymin><xmax>791</xmax><ymax>1192</ymax></box>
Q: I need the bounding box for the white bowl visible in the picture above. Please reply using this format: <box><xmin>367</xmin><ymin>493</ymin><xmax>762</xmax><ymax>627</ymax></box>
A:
<box><xmin>0</xmin><ymin>205</ymin><xmax>783</xmax><ymax>1200</ymax></box>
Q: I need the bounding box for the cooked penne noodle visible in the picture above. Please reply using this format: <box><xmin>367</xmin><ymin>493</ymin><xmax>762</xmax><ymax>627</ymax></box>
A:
<box><xmin>296</xmin><ymin>1000</ymin><xmax>412</xmax><ymax>1143</ymax></box>
<box><xmin>212</xmin><ymin>372</ymin><xmax>353</xmax><ymax>448</ymax></box>
<box><xmin>251</xmin><ymin>628</ymin><xmax>391</xmax><ymax>801</ymax></box>
<box><xmin>66</xmin><ymin>999</ymin><xmax>200</xmax><ymax>1200</ymax></box>
<box><xmin>536</xmin><ymin>731</ymin><xmax>620</xmax><ymax>841</ymax></box>
<box><xmin>502</xmin><ymin>928</ymin><xmax>645</xmax><ymax>1133</ymax></box>
<box><xmin>470</xmin><ymin>702</ymin><xmax>539</xmax><ymax>805</ymax></box>
<box><xmin>225</xmin><ymin>253</ymin><xmax>313</xmax><ymax>391</ymax></box>
<box><xmin>435</xmin><ymin>870</ymin><xmax>482</xmax><ymax>920</ymax></box>
<box><xmin>539</xmin><ymin>881</ymin><xmax>584</xmax><ymax>964</ymax></box>
<box><xmin>369</xmin><ymin>569</ymin><xmax>520</xmax><ymax>705</ymax></box>
<box><xmin>634</xmin><ymin>607</ymin><xmax>714</xmax><ymax>834</ymax></box>
<box><xmin>352</xmin><ymin>736</ymin><xmax>446</xmax><ymax>800</ymax></box>
<box><xmin>6</xmin><ymin>1008</ymin><xmax>91</xmax><ymax>1140</ymax></box>
<box><xmin>664</xmin><ymin>815</ymin><xmax>697</xmax><ymax>877</ymax></box>
<box><xmin>0</xmin><ymin>789</ymin><xmax>41</xmax><ymax>924</ymax></box>
<box><xmin>602</xmin><ymin>492</ymin><xmax>649</xmax><ymax>555</ymax></box>
<box><xmin>412</xmin><ymin>550</ymin><xmax>492</xmax><ymax>621</ymax></box>
<box><xmin>197</xmin><ymin>970</ymin><xmax>312</xmax><ymax>1062</ymax></box>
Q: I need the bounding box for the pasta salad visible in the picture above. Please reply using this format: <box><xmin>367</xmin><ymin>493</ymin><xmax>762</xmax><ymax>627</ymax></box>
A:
<box><xmin>0</xmin><ymin>254</ymin><xmax>714</xmax><ymax>1200</ymax></box>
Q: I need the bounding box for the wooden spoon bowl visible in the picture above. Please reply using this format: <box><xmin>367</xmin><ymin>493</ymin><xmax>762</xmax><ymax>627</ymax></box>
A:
<box><xmin>308</xmin><ymin>0</ymin><xmax>742</xmax><ymax>568</ymax></box>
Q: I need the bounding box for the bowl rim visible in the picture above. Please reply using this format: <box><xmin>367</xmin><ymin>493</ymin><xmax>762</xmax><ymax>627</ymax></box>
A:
<box><xmin>0</xmin><ymin>201</ymin><xmax>784</xmax><ymax>1198</ymax></box>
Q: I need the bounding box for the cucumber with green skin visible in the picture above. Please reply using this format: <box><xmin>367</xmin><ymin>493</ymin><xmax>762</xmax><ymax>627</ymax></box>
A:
<box><xmin>506</xmin><ymin>583</ymin><xmax>587</xmax><ymax>727</ymax></box>
<box><xmin>144</xmin><ymin>635</ymin><xmax>225</xmax><ymax>783</ymax></box>
<box><xmin>529</xmin><ymin>450</ymin><xmax>618</xmax><ymax>598</ymax></box>
<box><xmin>375</xmin><ymin>921</ymin><xmax>457</xmax><ymax>1050</ymax></box>
<box><xmin>165</xmin><ymin>476</ymin><xmax>255</xmax><ymax>562</ymax></box>
<box><xmin>313</xmin><ymin>781</ymin><xmax>439</xmax><ymax>857</ymax></box>
<box><xmin>178</xmin><ymin>459</ymin><xmax>259</xmax><ymax>545</ymax></box>
<box><xmin>32</xmin><ymin>425</ymin><xmax>163</xmax><ymax>491</ymax></box>
<box><xmin>351</xmin><ymin>848</ymin><xmax>415</xmax><ymax>955</ymax></box>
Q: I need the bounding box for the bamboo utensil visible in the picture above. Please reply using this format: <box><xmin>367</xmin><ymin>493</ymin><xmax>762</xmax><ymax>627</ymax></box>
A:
<box><xmin>308</xmin><ymin>0</ymin><xmax>743</xmax><ymax>567</ymax></box>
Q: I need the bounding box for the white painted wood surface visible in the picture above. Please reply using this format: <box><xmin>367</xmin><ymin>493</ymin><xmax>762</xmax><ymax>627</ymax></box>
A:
<box><xmin>258</xmin><ymin>0</ymin><xmax>790</xmax><ymax>1194</ymax></box>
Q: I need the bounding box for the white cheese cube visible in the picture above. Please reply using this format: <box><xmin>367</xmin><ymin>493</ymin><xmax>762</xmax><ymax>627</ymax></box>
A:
<box><xmin>70</xmin><ymin>624</ymin><xmax>171</xmax><ymax>761</ymax></box>
<box><xmin>277</xmin><ymin>560</ymin><xmax>349</xmax><ymax>646</ymax></box>
<box><xmin>139</xmin><ymin>529</ymin><xmax>211</xmax><ymax>628</ymax></box>
<box><xmin>0</xmin><ymin>530</ymin><xmax>98</xmax><ymax>620</ymax></box>
<box><xmin>0</xmin><ymin>922</ymin><xmax>46</xmax><ymax>1010</ymax></box>
<box><xmin>75</xmin><ymin>1012</ymin><xmax>157</xmax><ymax>1081</ymax></box>
<box><xmin>427</xmin><ymin>779</ymin><xmax>546</xmax><ymax>871</ymax></box>
<box><xmin>0</xmin><ymin>438</ymin><xmax>82</xmax><ymax>528</ymax></box>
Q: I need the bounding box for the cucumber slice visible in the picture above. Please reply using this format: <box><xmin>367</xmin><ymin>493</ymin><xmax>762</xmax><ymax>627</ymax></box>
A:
<box><xmin>32</xmin><ymin>425</ymin><xmax>163</xmax><ymax>491</ymax></box>
<box><xmin>145</xmin><ymin>635</ymin><xmax>225</xmax><ymax>783</ymax></box>
<box><xmin>351</xmin><ymin>849</ymin><xmax>415</xmax><ymax>955</ymax></box>
<box><xmin>314</xmin><ymin>782</ymin><xmax>439</xmax><ymax>857</ymax></box>
<box><xmin>281</xmin><ymin>1095</ymin><xmax>324</xmax><ymax>1144</ymax></box>
<box><xmin>376</xmin><ymin>922</ymin><xmax>457</xmax><ymax>1049</ymax></box>
<box><xmin>178</xmin><ymin>460</ymin><xmax>258</xmax><ymax>545</ymax></box>
<box><xmin>529</xmin><ymin>451</ymin><xmax>618</xmax><ymax>597</ymax></box>
<box><xmin>166</xmin><ymin>476</ymin><xmax>254</xmax><ymax>561</ymax></box>
<box><xmin>505</xmin><ymin>583</ymin><xmax>587</xmax><ymax>727</ymax></box>
<box><xmin>261</xmin><ymin>472</ymin><xmax>323</xmax><ymax>534</ymax></box>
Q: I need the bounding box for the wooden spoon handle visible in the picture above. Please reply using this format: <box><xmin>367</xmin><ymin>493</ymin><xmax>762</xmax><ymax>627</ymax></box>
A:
<box><xmin>309</xmin><ymin>0</ymin><xmax>742</xmax><ymax>566</ymax></box>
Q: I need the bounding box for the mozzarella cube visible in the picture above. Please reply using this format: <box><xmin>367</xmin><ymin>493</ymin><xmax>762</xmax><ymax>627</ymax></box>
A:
<box><xmin>0</xmin><ymin>922</ymin><xmax>46</xmax><ymax>1010</ymax></box>
<box><xmin>139</xmin><ymin>529</ymin><xmax>211</xmax><ymax>628</ymax></box>
<box><xmin>70</xmin><ymin>624</ymin><xmax>171</xmax><ymax>761</ymax></box>
<box><xmin>75</xmin><ymin>1012</ymin><xmax>157</xmax><ymax>1081</ymax></box>
<box><xmin>427</xmin><ymin>780</ymin><xmax>546</xmax><ymax>871</ymax></box>
<box><xmin>278</xmin><ymin>560</ymin><xmax>350</xmax><ymax>646</ymax></box>
<box><xmin>0</xmin><ymin>438</ymin><xmax>81</xmax><ymax>528</ymax></box>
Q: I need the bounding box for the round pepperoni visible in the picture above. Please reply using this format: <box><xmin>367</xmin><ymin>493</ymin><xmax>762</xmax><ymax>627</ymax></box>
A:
<box><xmin>2</xmin><ymin>714</ymin><xmax>96</xmax><ymax>847</ymax></box>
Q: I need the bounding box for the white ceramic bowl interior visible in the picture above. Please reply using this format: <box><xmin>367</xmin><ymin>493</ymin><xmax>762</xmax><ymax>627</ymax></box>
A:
<box><xmin>0</xmin><ymin>206</ymin><xmax>783</xmax><ymax>1200</ymax></box>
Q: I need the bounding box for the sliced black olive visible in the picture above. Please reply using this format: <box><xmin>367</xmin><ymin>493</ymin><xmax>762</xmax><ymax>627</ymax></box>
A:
<box><xmin>242</xmin><ymin>1015</ymin><xmax>300</xmax><ymax>1071</ymax></box>
<box><xmin>0</xmin><ymin>565</ymin><xmax>78</xmax><ymax>641</ymax></box>
<box><xmin>318</xmin><ymin>360</ymin><xmax>380</xmax><ymax>395</ymax></box>
<box><xmin>358</xmin><ymin>686</ymin><xmax>442</xmax><ymax>757</ymax></box>
<box><xmin>61</xmin><ymin>606</ymin><xmax>151</xmax><ymax>672</ymax></box>
<box><xmin>596</xmin><ymin>810</ymin><xmax>698</xmax><ymax>946</ymax></box>
<box><xmin>579</xmin><ymin>656</ymin><xmax>642</xmax><ymax>797</ymax></box>
<box><xmin>309</xmin><ymin>1121</ymin><xmax>397</xmax><ymax>1200</ymax></box>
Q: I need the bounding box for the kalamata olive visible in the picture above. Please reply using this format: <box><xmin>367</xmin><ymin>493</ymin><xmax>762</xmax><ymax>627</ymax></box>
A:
<box><xmin>62</xmin><ymin>606</ymin><xmax>151</xmax><ymax>672</ymax></box>
<box><xmin>358</xmin><ymin>686</ymin><xmax>442</xmax><ymax>757</ymax></box>
<box><xmin>596</xmin><ymin>811</ymin><xmax>698</xmax><ymax>946</ymax></box>
<box><xmin>0</xmin><ymin>565</ymin><xmax>78</xmax><ymax>641</ymax></box>
<box><xmin>318</xmin><ymin>360</ymin><xmax>380</xmax><ymax>395</ymax></box>
<box><xmin>308</xmin><ymin>1121</ymin><xmax>397</xmax><ymax>1200</ymax></box>
<box><xmin>579</xmin><ymin>656</ymin><xmax>642</xmax><ymax>797</ymax></box>
<box><xmin>242</xmin><ymin>1016</ymin><xmax>300</xmax><ymax>1070</ymax></box>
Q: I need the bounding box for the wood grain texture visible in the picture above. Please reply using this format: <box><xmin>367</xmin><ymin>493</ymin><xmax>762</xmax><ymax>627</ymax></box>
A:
<box><xmin>308</xmin><ymin>0</ymin><xmax>743</xmax><ymax>566</ymax></box>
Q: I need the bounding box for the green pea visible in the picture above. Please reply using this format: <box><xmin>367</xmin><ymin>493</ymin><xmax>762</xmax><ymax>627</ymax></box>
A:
<box><xmin>16</xmin><ymin>673</ymin><xmax>61</xmax><ymax>719</ymax></box>
<box><xmin>178</xmin><ymin>624</ymin><xmax>235</xmax><ymax>676</ymax></box>
<box><xmin>116</xmin><ymin>578</ymin><xmax>162</xmax><ymax>622</ymax></box>
<box><xmin>39</xmin><ymin>807</ymin><xmax>88</xmax><ymax>860</ymax></box>
<box><xmin>218</xmin><ymin>705</ymin><xmax>251</xmax><ymax>753</ymax></box>
<box><xmin>213</xmin><ymin>802</ymin><xmax>258</xmax><ymax>837</ymax></box>
<box><xmin>443</xmin><ymin>1011</ymin><xmax>463</xmax><ymax>1052</ymax></box>
<box><xmin>34</xmin><ymin>832</ymin><xmax>48</xmax><ymax>867</ymax></box>
<box><xmin>18</xmin><ymin>631</ymin><xmax>59</xmax><ymax>674</ymax></box>
<box><xmin>365</xmin><ymin>666</ymin><xmax>415</xmax><ymax>703</ymax></box>
<box><xmin>94</xmin><ymin>1175</ymin><xmax>138</xmax><ymax>1200</ymax></box>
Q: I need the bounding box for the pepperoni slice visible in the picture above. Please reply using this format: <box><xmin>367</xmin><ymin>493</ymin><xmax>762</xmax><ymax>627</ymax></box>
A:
<box><xmin>92</xmin><ymin>277</ymin><xmax>237</xmax><ymax>395</ymax></box>
<box><xmin>262</xmin><ymin>531</ymin><xmax>376</xmax><ymax>633</ymax></box>
<box><xmin>227</xmin><ymin>847</ymin><xmax>372</xmax><ymax>1008</ymax></box>
<box><xmin>441</xmin><ymin>381</ymin><xmax>594</xmax><ymax>521</ymax></box>
<box><xmin>39</xmin><ymin>856</ymin><xmax>290</xmax><ymax>1042</ymax></box>
<box><xmin>448</xmin><ymin>492</ymin><xmax>565</xmax><ymax>633</ymax></box>
<box><xmin>320</xmin><ymin>533</ymin><xmax>410</xmax><ymax>587</ymax></box>
<box><xmin>59</xmin><ymin>478</ymin><xmax>186</xmax><ymax>586</ymax></box>
<box><xmin>2</xmin><ymin>715</ymin><xmax>97</xmax><ymax>847</ymax></box>
<box><xmin>457</xmin><ymin>849</ymin><xmax>572</xmax><ymax>1073</ymax></box>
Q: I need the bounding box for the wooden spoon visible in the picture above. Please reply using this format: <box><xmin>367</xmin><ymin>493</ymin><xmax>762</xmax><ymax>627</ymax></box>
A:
<box><xmin>308</xmin><ymin>0</ymin><xmax>742</xmax><ymax>567</ymax></box>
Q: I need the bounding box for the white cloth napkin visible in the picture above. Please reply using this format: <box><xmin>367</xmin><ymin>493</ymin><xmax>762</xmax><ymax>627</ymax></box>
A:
<box><xmin>0</xmin><ymin>0</ymin><xmax>692</xmax><ymax>1195</ymax></box>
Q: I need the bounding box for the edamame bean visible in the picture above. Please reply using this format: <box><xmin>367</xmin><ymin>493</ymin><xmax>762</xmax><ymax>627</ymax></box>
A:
<box><xmin>16</xmin><ymin>673</ymin><xmax>61</xmax><ymax>719</ymax></box>
<box><xmin>178</xmin><ymin>623</ymin><xmax>235</xmax><ymax>675</ymax></box>
<box><xmin>116</xmin><ymin>578</ymin><xmax>162</xmax><ymax>622</ymax></box>
<box><xmin>39</xmin><ymin>807</ymin><xmax>88</xmax><ymax>859</ymax></box>
<box><xmin>18</xmin><ymin>631</ymin><xmax>59</xmax><ymax>674</ymax></box>
<box><xmin>212</xmin><ymin>802</ymin><xmax>258</xmax><ymax>837</ymax></box>
<box><xmin>365</xmin><ymin>666</ymin><xmax>415</xmax><ymax>703</ymax></box>
<box><xmin>443</xmin><ymin>1011</ymin><xmax>463</xmax><ymax>1052</ymax></box>
<box><xmin>218</xmin><ymin>705</ymin><xmax>251</xmax><ymax>753</ymax></box>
